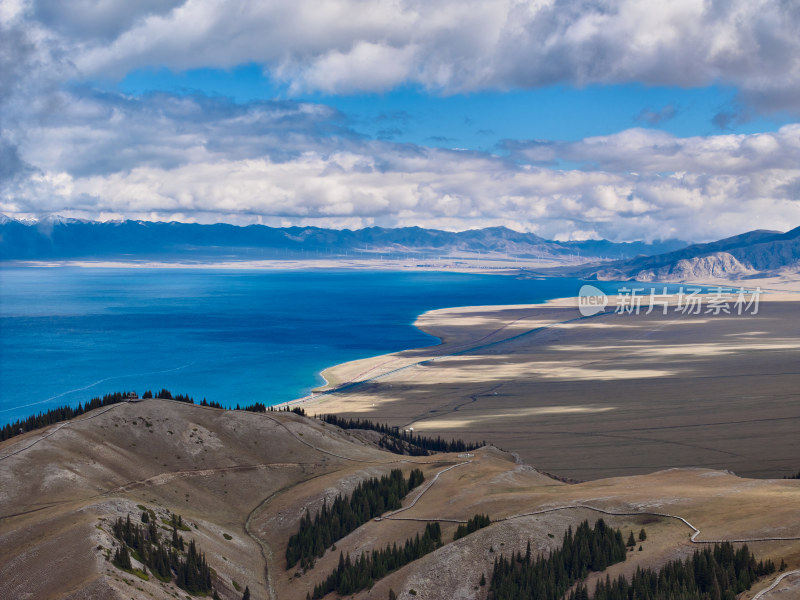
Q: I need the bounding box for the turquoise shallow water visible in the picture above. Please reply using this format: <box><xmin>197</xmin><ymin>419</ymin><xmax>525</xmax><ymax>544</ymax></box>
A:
<box><xmin>0</xmin><ymin>268</ymin><xmax>634</xmax><ymax>426</ymax></box>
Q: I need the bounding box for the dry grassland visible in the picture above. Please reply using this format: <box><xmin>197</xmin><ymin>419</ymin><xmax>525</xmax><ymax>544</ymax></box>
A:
<box><xmin>307</xmin><ymin>294</ymin><xmax>800</xmax><ymax>481</ymax></box>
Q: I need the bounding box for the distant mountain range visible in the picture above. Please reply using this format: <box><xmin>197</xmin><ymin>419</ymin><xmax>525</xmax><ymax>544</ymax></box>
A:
<box><xmin>580</xmin><ymin>226</ymin><xmax>800</xmax><ymax>281</ymax></box>
<box><xmin>0</xmin><ymin>215</ymin><xmax>687</xmax><ymax>262</ymax></box>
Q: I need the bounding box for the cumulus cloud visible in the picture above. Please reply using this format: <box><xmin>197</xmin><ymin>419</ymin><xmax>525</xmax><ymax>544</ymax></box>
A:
<box><xmin>506</xmin><ymin>125</ymin><xmax>800</xmax><ymax>175</ymax></box>
<box><xmin>20</xmin><ymin>90</ymin><xmax>355</xmax><ymax>177</ymax></box>
<box><xmin>3</xmin><ymin>87</ymin><xmax>800</xmax><ymax>243</ymax></box>
<box><xmin>32</xmin><ymin>0</ymin><xmax>184</xmax><ymax>40</ymax></box>
<box><xmin>0</xmin><ymin>4</ymin><xmax>36</xmax><ymax>183</ymax></box>
<box><xmin>8</xmin><ymin>150</ymin><xmax>798</xmax><ymax>243</ymax></box>
<box><xmin>2</xmin><ymin>0</ymin><xmax>800</xmax><ymax>243</ymax></box>
<box><xmin>30</xmin><ymin>0</ymin><xmax>799</xmax><ymax>113</ymax></box>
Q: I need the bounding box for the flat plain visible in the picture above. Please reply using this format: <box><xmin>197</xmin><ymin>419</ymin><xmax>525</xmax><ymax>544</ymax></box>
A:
<box><xmin>308</xmin><ymin>290</ymin><xmax>800</xmax><ymax>481</ymax></box>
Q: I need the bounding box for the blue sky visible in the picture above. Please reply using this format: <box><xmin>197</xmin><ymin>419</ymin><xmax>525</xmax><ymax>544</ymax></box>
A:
<box><xmin>117</xmin><ymin>65</ymin><xmax>792</xmax><ymax>149</ymax></box>
<box><xmin>2</xmin><ymin>1</ymin><xmax>800</xmax><ymax>242</ymax></box>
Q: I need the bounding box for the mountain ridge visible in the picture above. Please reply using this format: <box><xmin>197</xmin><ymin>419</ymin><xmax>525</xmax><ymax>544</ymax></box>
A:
<box><xmin>0</xmin><ymin>215</ymin><xmax>687</xmax><ymax>262</ymax></box>
<box><xmin>579</xmin><ymin>226</ymin><xmax>800</xmax><ymax>281</ymax></box>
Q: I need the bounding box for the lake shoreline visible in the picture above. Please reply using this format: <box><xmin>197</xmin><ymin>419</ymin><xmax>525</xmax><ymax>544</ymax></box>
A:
<box><xmin>2</xmin><ymin>268</ymin><xmax>607</xmax><ymax>425</ymax></box>
<box><xmin>287</xmin><ymin>281</ymin><xmax>800</xmax><ymax>480</ymax></box>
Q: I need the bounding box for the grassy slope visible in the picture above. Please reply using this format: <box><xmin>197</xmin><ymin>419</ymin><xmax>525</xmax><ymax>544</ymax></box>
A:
<box><xmin>1</xmin><ymin>401</ymin><xmax>799</xmax><ymax>599</ymax></box>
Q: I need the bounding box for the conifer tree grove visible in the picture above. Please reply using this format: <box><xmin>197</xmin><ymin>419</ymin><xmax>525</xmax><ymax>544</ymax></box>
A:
<box><xmin>453</xmin><ymin>514</ymin><xmax>492</xmax><ymax>541</ymax></box>
<box><xmin>318</xmin><ymin>414</ymin><xmax>484</xmax><ymax>454</ymax></box>
<box><xmin>569</xmin><ymin>542</ymin><xmax>775</xmax><ymax>600</ymax></box>
<box><xmin>1</xmin><ymin>390</ymin><xmax>195</xmax><ymax>441</ymax></box>
<box><xmin>312</xmin><ymin>523</ymin><xmax>442</xmax><ymax>598</ymax></box>
<box><xmin>489</xmin><ymin>519</ymin><xmax>627</xmax><ymax>600</ymax></box>
<box><xmin>286</xmin><ymin>468</ymin><xmax>425</xmax><ymax>570</ymax></box>
<box><xmin>110</xmin><ymin>509</ymin><xmax>214</xmax><ymax>594</ymax></box>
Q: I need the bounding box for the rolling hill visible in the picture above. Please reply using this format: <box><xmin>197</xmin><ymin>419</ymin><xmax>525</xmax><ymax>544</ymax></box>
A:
<box><xmin>1</xmin><ymin>399</ymin><xmax>798</xmax><ymax>599</ymax></box>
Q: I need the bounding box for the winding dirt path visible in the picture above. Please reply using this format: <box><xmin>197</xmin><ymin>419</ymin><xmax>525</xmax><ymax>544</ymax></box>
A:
<box><xmin>500</xmin><ymin>504</ymin><xmax>800</xmax><ymax>544</ymax></box>
<box><xmin>102</xmin><ymin>462</ymin><xmax>314</xmax><ymax>495</ymax></box>
<box><xmin>0</xmin><ymin>403</ymin><xmax>122</xmax><ymax>461</ymax></box>
<box><xmin>4</xmin><ymin>401</ymin><xmax>798</xmax><ymax>598</ymax></box>
<box><xmin>374</xmin><ymin>465</ymin><xmax>800</xmax><ymax>598</ymax></box>
<box><xmin>243</xmin><ymin>469</ymin><xmax>336</xmax><ymax>600</ymax></box>
<box><xmin>753</xmin><ymin>569</ymin><xmax>800</xmax><ymax>599</ymax></box>
<box><xmin>381</xmin><ymin>461</ymin><xmax>472</xmax><ymax>522</ymax></box>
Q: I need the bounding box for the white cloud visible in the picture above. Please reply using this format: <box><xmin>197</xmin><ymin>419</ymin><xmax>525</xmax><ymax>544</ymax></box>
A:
<box><xmin>2</xmin><ymin>0</ymin><xmax>800</xmax><ymax>243</ymax></box>
<box><xmin>5</xmin><ymin>96</ymin><xmax>800</xmax><ymax>243</ymax></box>
<box><xmin>18</xmin><ymin>91</ymin><xmax>353</xmax><ymax>177</ymax></box>
<box><xmin>35</xmin><ymin>0</ymin><xmax>800</xmax><ymax>112</ymax></box>
<box><xmin>508</xmin><ymin>125</ymin><xmax>800</xmax><ymax>175</ymax></box>
<box><xmin>32</xmin><ymin>0</ymin><xmax>185</xmax><ymax>40</ymax></box>
<box><xmin>291</xmin><ymin>42</ymin><xmax>420</xmax><ymax>94</ymax></box>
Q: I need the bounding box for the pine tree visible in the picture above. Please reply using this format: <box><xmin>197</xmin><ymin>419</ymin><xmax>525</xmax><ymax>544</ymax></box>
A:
<box><xmin>480</xmin><ymin>573</ymin><xmax>486</xmax><ymax>586</ymax></box>
<box><xmin>114</xmin><ymin>544</ymin><xmax>132</xmax><ymax>570</ymax></box>
<box><xmin>627</xmin><ymin>531</ymin><xmax>636</xmax><ymax>547</ymax></box>
<box><xmin>242</xmin><ymin>586</ymin><xmax>251</xmax><ymax>600</ymax></box>
<box><xmin>638</xmin><ymin>528</ymin><xmax>647</xmax><ymax>541</ymax></box>
<box><xmin>388</xmin><ymin>589</ymin><xmax>397</xmax><ymax>600</ymax></box>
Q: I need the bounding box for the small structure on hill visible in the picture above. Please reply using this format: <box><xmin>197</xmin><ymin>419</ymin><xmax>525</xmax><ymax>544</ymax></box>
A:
<box><xmin>126</xmin><ymin>391</ymin><xmax>140</xmax><ymax>401</ymax></box>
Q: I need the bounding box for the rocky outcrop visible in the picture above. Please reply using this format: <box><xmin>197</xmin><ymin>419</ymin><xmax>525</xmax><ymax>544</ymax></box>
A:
<box><xmin>585</xmin><ymin>226</ymin><xmax>800</xmax><ymax>281</ymax></box>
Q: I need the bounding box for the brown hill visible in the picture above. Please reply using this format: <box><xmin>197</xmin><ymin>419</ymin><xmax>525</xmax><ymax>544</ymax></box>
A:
<box><xmin>1</xmin><ymin>400</ymin><xmax>799</xmax><ymax>600</ymax></box>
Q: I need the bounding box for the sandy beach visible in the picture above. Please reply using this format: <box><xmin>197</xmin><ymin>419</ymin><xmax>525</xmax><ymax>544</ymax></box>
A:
<box><xmin>301</xmin><ymin>277</ymin><xmax>800</xmax><ymax>481</ymax></box>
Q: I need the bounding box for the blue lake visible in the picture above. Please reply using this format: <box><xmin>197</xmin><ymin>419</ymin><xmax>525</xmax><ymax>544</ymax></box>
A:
<box><xmin>0</xmin><ymin>268</ymin><xmax>633</xmax><ymax>425</ymax></box>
